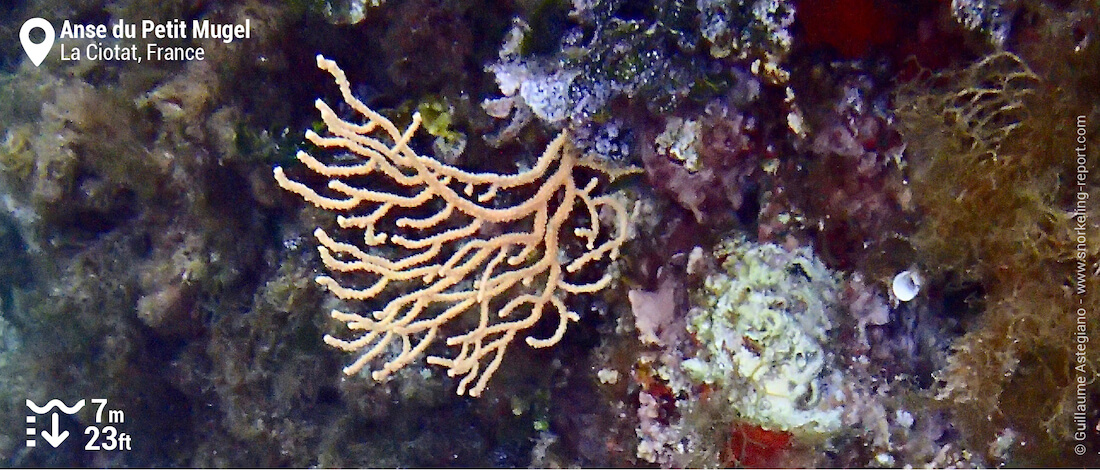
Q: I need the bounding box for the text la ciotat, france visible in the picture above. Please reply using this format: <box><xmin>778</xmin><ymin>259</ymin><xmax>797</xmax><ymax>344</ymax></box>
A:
<box><xmin>58</xmin><ymin>18</ymin><xmax>250</xmax><ymax>63</ymax></box>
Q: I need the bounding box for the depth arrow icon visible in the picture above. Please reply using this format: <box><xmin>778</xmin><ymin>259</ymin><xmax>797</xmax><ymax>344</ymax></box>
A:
<box><xmin>40</xmin><ymin>413</ymin><xmax>68</xmax><ymax>448</ymax></box>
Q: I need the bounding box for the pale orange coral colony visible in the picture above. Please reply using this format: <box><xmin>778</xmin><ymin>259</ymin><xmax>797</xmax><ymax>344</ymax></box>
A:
<box><xmin>274</xmin><ymin>55</ymin><xmax>636</xmax><ymax>397</ymax></box>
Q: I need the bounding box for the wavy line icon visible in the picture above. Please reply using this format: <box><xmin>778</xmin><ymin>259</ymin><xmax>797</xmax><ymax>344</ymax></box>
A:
<box><xmin>26</xmin><ymin>399</ymin><xmax>85</xmax><ymax>415</ymax></box>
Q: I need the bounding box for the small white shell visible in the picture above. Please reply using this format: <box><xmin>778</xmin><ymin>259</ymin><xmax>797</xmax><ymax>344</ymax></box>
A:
<box><xmin>892</xmin><ymin>270</ymin><xmax>922</xmax><ymax>302</ymax></box>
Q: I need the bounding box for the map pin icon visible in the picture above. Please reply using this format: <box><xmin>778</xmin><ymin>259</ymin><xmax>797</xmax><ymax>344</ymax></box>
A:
<box><xmin>20</xmin><ymin>18</ymin><xmax>54</xmax><ymax>67</ymax></box>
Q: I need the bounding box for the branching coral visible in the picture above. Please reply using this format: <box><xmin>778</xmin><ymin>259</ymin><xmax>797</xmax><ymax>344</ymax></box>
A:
<box><xmin>274</xmin><ymin>55</ymin><xmax>635</xmax><ymax>397</ymax></box>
